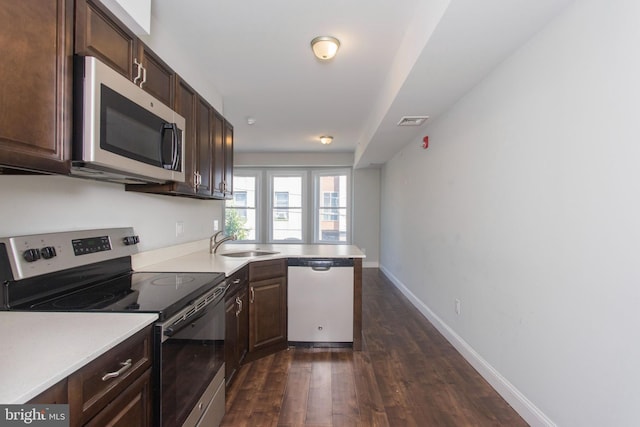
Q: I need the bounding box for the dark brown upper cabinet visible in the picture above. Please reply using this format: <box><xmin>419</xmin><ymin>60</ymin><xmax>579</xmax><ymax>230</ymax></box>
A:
<box><xmin>75</xmin><ymin>0</ymin><xmax>175</xmax><ymax>107</ymax></box>
<box><xmin>0</xmin><ymin>0</ymin><xmax>73</xmax><ymax>175</ymax></box>
<box><xmin>223</xmin><ymin>120</ymin><xmax>234</xmax><ymax>199</ymax></box>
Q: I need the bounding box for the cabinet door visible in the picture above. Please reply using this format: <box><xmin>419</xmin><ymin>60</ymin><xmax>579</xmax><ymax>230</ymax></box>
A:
<box><xmin>0</xmin><ymin>0</ymin><xmax>72</xmax><ymax>174</ymax></box>
<box><xmin>138</xmin><ymin>42</ymin><xmax>175</xmax><ymax>107</ymax></box>
<box><xmin>195</xmin><ymin>97</ymin><xmax>213</xmax><ymax>197</ymax></box>
<box><xmin>223</xmin><ymin>120</ymin><xmax>234</xmax><ymax>198</ymax></box>
<box><xmin>212</xmin><ymin>111</ymin><xmax>225</xmax><ymax>198</ymax></box>
<box><xmin>225</xmin><ymin>292</ymin><xmax>240</xmax><ymax>385</ymax></box>
<box><xmin>75</xmin><ymin>0</ymin><xmax>137</xmax><ymax>79</ymax></box>
<box><xmin>249</xmin><ymin>276</ymin><xmax>287</xmax><ymax>354</ymax></box>
<box><xmin>173</xmin><ymin>77</ymin><xmax>197</xmax><ymax>194</ymax></box>
<box><xmin>237</xmin><ymin>285</ymin><xmax>249</xmax><ymax>364</ymax></box>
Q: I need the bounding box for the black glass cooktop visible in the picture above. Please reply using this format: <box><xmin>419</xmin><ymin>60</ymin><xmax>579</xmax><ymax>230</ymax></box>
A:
<box><xmin>21</xmin><ymin>271</ymin><xmax>225</xmax><ymax>321</ymax></box>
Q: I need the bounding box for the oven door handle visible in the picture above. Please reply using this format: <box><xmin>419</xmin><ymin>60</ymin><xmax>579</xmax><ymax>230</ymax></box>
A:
<box><xmin>164</xmin><ymin>308</ymin><xmax>208</xmax><ymax>338</ymax></box>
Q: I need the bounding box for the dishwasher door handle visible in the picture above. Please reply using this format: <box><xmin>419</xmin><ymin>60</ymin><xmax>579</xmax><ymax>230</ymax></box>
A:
<box><xmin>311</xmin><ymin>266</ymin><xmax>331</xmax><ymax>272</ymax></box>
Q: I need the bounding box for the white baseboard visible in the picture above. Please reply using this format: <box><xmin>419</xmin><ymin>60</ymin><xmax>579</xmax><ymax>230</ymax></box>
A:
<box><xmin>378</xmin><ymin>265</ymin><xmax>556</xmax><ymax>427</ymax></box>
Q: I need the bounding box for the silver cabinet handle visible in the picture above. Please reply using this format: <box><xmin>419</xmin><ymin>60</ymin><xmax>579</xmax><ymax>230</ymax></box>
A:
<box><xmin>140</xmin><ymin>64</ymin><xmax>147</xmax><ymax>88</ymax></box>
<box><xmin>250</xmin><ymin>287</ymin><xmax>255</xmax><ymax>303</ymax></box>
<box><xmin>133</xmin><ymin>58</ymin><xmax>142</xmax><ymax>85</ymax></box>
<box><xmin>233</xmin><ymin>278</ymin><xmax>241</xmax><ymax>284</ymax></box>
<box><xmin>102</xmin><ymin>358</ymin><xmax>132</xmax><ymax>381</ymax></box>
<box><xmin>237</xmin><ymin>296</ymin><xmax>243</xmax><ymax>313</ymax></box>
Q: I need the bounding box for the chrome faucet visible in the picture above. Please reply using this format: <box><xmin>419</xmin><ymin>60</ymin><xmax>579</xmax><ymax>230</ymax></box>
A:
<box><xmin>210</xmin><ymin>231</ymin><xmax>237</xmax><ymax>254</ymax></box>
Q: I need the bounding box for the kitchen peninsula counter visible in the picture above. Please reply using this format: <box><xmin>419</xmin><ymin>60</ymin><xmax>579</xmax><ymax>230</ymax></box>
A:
<box><xmin>0</xmin><ymin>312</ymin><xmax>157</xmax><ymax>404</ymax></box>
<box><xmin>133</xmin><ymin>242</ymin><xmax>365</xmax><ymax>275</ymax></box>
<box><xmin>133</xmin><ymin>242</ymin><xmax>365</xmax><ymax>350</ymax></box>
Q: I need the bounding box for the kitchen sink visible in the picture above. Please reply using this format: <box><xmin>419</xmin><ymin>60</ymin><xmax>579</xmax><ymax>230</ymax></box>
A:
<box><xmin>220</xmin><ymin>250</ymin><xmax>279</xmax><ymax>258</ymax></box>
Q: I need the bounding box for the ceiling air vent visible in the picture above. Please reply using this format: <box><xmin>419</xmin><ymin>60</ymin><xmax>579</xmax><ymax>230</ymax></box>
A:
<box><xmin>397</xmin><ymin>116</ymin><xmax>429</xmax><ymax>126</ymax></box>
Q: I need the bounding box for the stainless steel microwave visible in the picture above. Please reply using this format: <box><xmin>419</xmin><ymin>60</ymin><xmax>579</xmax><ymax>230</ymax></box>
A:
<box><xmin>71</xmin><ymin>56</ymin><xmax>185</xmax><ymax>184</ymax></box>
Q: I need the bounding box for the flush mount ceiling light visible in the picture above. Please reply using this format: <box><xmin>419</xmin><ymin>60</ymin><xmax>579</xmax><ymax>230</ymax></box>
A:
<box><xmin>319</xmin><ymin>136</ymin><xmax>333</xmax><ymax>145</ymax></box>
<box><xmin>311</xmin><ymin>36</ymin><xmax>340</xmax><ymax>60</ymax></box>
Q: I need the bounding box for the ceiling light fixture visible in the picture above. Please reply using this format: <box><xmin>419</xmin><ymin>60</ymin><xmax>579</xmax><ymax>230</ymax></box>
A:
<box><xmin>319</xmin><ymin>136</ymin><xmax>333</xmax><ymax>145</ymax></box>
<box><xmin>311</xmin><ymin>36</ymin><xmax>340</xmax><ymax>60</ymax></box>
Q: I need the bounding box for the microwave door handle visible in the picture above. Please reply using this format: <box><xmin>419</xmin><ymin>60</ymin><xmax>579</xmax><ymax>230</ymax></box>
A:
<box><xmin>160</xmin><ymin>123</ymin><xmax>178</xmax><ymax>170</ymax></box>
<box><xmin>171</xmin><ymin>123</ymin><xmax>179</xmax><ymax>171</ymax></box>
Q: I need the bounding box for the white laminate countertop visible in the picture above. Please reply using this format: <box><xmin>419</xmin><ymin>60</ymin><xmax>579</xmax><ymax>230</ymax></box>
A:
<box><xmin>135</xmin><ymin>243</ymin><xmax>365</xmax><ymax>276</ymax></box>
<box><xmin>0</xmin><ymin>312</ymin><xmax>158</xmax><ymax>404</ymax></box>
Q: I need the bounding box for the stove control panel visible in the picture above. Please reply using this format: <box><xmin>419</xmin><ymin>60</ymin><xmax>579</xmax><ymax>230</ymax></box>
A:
<box><xmin>0</xmin><ymin>227</ymin><xmax>139</xmax><ymax>281</ymax></box>
<box><xmin>72</xmin><ymin>235</ymin><xmax>112</xmax><ymax>256</ymax></box>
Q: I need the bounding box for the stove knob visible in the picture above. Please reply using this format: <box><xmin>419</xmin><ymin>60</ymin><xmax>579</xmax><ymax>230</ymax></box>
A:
<box><xmin>23</xmin><ymin>248</ymin><xmax>41</xmax><ymax>262</ymax></box>
<box><xmin>123</xmin><ymin>235</ymin><xmax>140</xmax><ymax>246</ymax></box>
<box><xmin>40</xmin><ymin>246</ymin><xmax>57</xmax><ymax>259</ymax></box>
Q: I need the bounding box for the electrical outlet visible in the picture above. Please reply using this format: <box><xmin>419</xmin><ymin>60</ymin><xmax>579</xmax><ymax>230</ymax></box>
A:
<box><xmin>175</xmin><ymin>221</ymin><xmax>184</xmax><ymax>237</ymax></box>
<box><xmin>213</xmin><ymin>220</ymin><xmax>219</xmax><ymax>231</ymax></box>
<box><xmin>454</xmin><ymin>299</ymin><xmax>461</xmax><ymax>315</ymax></box>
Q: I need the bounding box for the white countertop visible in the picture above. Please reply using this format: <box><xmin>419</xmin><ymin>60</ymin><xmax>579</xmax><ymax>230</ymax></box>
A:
<box><xmin>135</xmin><ymin>243</ymin><xmax>365</xmax><ymax>275</ymax></box>
<box><xmin>0</xmin><ymin>312</ymin><xmax>157</xmax><ymax>404</ymax></box>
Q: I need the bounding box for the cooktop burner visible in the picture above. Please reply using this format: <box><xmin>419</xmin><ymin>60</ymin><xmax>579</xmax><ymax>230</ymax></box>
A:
<box><xmin>150</xmin><ymin>275</ymin><xmax>196</xmax><ymax>286</ymax></box>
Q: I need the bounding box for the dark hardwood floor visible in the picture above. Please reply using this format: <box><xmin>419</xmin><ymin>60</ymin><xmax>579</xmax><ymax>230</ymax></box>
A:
<box><xmin>221</xmin><ymin>269</ymin><xmax>527</xmax><ymax>427</ymax></box>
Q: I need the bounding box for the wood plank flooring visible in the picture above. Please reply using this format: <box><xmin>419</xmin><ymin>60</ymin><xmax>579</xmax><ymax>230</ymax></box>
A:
<box><xmin>221</xmin><ymin>269</ymin><xmax>528</xmax><ymax>427</ymax></box>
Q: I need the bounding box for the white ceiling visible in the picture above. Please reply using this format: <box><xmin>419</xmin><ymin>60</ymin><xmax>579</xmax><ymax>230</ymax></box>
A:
<box><xmin>152</xmin><ymin>0</ymin><xmax>574</xmax><ymax>168</ymax></box>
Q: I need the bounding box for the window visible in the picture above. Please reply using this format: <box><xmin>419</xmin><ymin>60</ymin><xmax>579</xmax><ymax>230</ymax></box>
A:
<box><xmin>270</xmin><ymin>173</ymin><xmax>304</xmax><ymax>242</ymax></box>
<box><xmin>225</xmin><ymin>173</ymin><xmax>258</xmax><ymax>241</ymax></box>
<box><xmin>226</xmin><ymin>168</ymin><xmax>350</xmax><ymax>243</ymax></box>
<box><xmin>314</xmin><ymin>171</ymin><xmax>349</xmax><ymax>243</ymax></box>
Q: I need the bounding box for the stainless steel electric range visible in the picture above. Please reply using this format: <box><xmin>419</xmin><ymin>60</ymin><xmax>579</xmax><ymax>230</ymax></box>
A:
<box><xmin>0</xmin><ymin>228</ymin><xmax>227</xmax><ymax>427</ymax></box>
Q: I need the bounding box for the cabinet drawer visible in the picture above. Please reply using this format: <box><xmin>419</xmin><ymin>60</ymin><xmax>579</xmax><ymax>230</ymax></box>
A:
<box><xmin>68</xmin><ymin>327</ymin><xmax>152</xmax><ymax>425</ymax></box>
<box><xmin>249</xmin><ymin>258</ymin><xmax>286</xmax><ymax>282</ymax></box>
<box><xmin>226</xmin><ymin>266</ymin><xmax>248</xmax><ymax>297</ymax></box>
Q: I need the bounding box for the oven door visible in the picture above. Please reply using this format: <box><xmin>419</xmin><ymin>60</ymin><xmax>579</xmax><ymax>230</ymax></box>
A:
<box><xmin>157</xmin><ymin>285</ymin><xmax>226</xmax><ymax>427</ymax></box>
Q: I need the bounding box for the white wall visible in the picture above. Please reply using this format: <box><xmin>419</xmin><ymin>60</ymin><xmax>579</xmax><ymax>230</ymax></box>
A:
<box><xmin>380</xmin><ymin>0</ymin><xmax>640</xmax><ymax>426</ymax></box>
<box><xmin>235</xmin><ymin>152</ymin><xmax>354</xmax><ymax>168</ymax></box>
<box><xmin>0</xmin><ymin>175</ymin><xmax>223</xmax><ymax>251</ymax></box>
<box><xmin>353</xmin><ymin>168</ymin><xmax>380</xmax><ymax>267</ymax></box>
<box><xmin>98</xmin><ymin>0</ymin><xmax>151</xmax><ymax>34</ymax></box>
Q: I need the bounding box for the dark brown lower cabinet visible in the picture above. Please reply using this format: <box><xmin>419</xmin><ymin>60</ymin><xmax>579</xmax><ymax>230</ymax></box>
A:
<box><xmin>225</xmin><ymin>267</ymin><xmax>249</xmax><ymax>387</ymax></box>
<box><xmin>83</xmin><ymin>369</ymin><xmax>152</xmax><ymax>427</ymax></box>
<box><xmin>246</xmin><ymin>259</ymin><xmax>288</xmax><ymax>362</ymax></box>
<box><xmin>29</xmin><ymin>326</ymin><xmax>153</xmax><ymax>427</ymax></box>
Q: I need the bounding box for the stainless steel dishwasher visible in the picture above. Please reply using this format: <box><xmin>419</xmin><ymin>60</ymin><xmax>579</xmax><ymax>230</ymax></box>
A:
<box><xmin>287</xmin><ymin>258</ymin><xmax>354</xmax><ymax>344</ymax></box>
